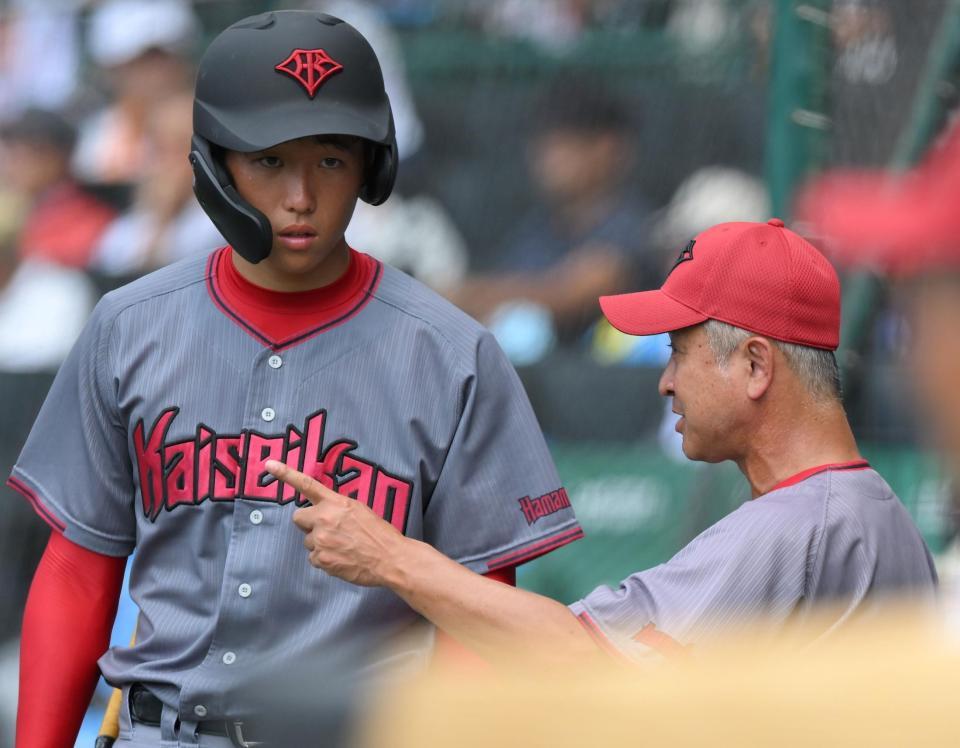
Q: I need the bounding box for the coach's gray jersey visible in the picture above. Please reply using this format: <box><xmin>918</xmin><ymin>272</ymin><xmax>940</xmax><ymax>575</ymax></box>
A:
<box><xmin>10</xmin><ymin>249</ymin><xmax>581</xmax><ymax>721</ymax></box>
<box><xmin>570</xmin><ymin>464</ymin><xmax>937</xmax><ymax>660</ymax></box>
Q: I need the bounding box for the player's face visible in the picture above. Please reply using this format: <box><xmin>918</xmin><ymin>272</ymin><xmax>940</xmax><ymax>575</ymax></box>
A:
<box><xmin>224</xmin><ymin>135</ymin><xmax>365</xmax><ymax>291</ymax></box>
<box><xmin>658</xmin><ymin>324</ymin><xmax>749</xmax><ymax>463</ymax></box>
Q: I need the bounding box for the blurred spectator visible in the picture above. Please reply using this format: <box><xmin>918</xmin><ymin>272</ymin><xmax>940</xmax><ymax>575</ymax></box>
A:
<box><xmin>474</xmin><ymin>0</ymin><xmax>673</xmax><ymax>50</ymax></box>
<box><xmin>451</xmin><ymin>83</ymin><xmax>653</xmax><ymax>355</ymax></box>
<box><xmin>666</xmin><ymin>0</ymin><xmax>740</xmax><ymax>52</ymax></box>
<box><xmin>480</xmin><ymin>0</ymin><xmax>585</xmax><ymax>50</ymax></box>
<box><xmin>318</xmin><ymin>0</ymin><xmax>425</xmax><ymax>161</ymax></box>
<box><xmin>91</xmin><ymin>90</ymin><xmax>223</xmax><ymax>276</ymax></box>
<box><xmin>72</xmin><ymin>0</ymin><xmax>199</xmax><ymax>188</ymax></box>
<box><xmin>648</xmin><ymin>165</ymin><xmax>771</xmax><ymax>267</ymax></box>
<box><xmin>0</xmin><ymin>107</ymin><xmax>116</xmax><ymax>269</ymax></box>
<box><xmin>0</xmin><ymin>170</ymin><xmax>96</xmax><ymax>373</ymax></box>
<box><xmin>0</xmin><ymin>0</ymin><xmax>82</xmax><ymax>123</ymax></box>
<box><xmin>748</xmin><ymin>0</ymin><xmax>931</xmax><ymax>167</ymax></box>
<box><xmin>345</xmin><ymin>193</ymin><xmax>469</xmax><ymax>292</ymax></box>
<box><xmin>316</xmin><ymin>0</ymin><xmax>469</xmax><ymax>292</ymax></box>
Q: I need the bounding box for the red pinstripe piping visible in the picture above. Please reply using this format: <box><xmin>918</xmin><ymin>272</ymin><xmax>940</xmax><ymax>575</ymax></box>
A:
<box><xmin>485</xmin><ymin>526</ymin><xmax>584</xmax><ymax>571</ymax></box>
<box><xmin>575</xmin><ymin>611</ymin><xmax>632</xmax><ymax>663</ymax></box>
<box><xmin>7</xmin><ymin>477</ymin><xmax>66</xmax><ymax>532</ymax></box>
<box><xmin>767</xmin><ymin>460</ymin><xmax>871</xmax><ymax>493</ymax></box>
<box><xmin>204</xmin><ymin>247</ymin><xmax>383</xmax><ymax>352</ymax></box>
<box><xmin>631</xmin><ymin>622</ymin><xmax>691</xmax><ymax>659</ymax></box>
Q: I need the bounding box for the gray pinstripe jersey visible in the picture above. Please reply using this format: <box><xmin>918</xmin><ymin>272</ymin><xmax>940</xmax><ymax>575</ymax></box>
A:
<box><xmin>10</xmin><ymin>249</ymin><xmax>581</xmax><ymax>721</ymax></box>
<box><xmin>570</xmin><ymin>465</ymin><xmax>937</xmax><ymax>659</ymax></box>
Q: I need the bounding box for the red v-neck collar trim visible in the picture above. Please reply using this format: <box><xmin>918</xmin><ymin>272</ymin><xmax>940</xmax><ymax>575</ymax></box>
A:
<box><xmin>767</xmin><ymin>460</ymin><xmax>871</xmax><ymax>493</ymax></box>
<box><xmin>205</xmin><ymin>246</ymin><xmax>382</xmax><ymax>351</ymax></box>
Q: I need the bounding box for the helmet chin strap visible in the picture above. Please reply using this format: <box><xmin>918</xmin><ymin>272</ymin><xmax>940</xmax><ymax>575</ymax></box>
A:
<box><xmin>189</xmin><ymin>135</ymin><xmax>274</xmax><ymax>264</ymax></box>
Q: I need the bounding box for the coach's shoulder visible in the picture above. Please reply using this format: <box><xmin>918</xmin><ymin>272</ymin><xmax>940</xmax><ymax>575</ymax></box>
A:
<box><xmin>715</xmin><ymin>482</ymin><xmax>827</xmax><ymax>543</ymax></box>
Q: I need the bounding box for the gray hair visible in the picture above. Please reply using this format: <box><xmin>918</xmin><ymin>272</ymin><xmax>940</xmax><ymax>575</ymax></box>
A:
<box><xmin>703</xmin><ymin>320</ymin><xmax>842</xmax><ymax>401</ymax></box>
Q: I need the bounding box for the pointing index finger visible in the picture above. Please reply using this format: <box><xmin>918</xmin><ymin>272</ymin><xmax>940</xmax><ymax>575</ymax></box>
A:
<box><xmin>264</xmin><ymin>460</ymin><xmax>336</xmax><ymax>505</ymax></box>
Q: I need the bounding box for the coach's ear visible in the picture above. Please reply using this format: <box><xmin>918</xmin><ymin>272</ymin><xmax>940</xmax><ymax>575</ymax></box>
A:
<box><xmin>743</xmin><ymin>336</ymin><xmax>775</xmax><ymax>401</ymax></box>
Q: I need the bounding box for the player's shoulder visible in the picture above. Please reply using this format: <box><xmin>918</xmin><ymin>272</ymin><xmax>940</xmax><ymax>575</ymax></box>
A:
<box><xmin>370</xmin><ymin>261</ymin><xmax>493</xmax><ymax>357</ymax></box>
<box><xmin>92</xmin><ymin>252</ymin><xmax>213</xmax><ymax>321</ymax></box>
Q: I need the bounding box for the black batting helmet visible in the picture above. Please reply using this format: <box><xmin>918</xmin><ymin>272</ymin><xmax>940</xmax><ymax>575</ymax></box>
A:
<box><xmin>190</xmin><ymin>10</ymin><xmax>398</xmax><ymax>264</ymax></box>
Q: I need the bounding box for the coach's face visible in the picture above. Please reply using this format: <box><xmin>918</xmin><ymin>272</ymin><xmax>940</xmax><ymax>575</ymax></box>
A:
<box><xmin>225</xmin><ymin>134</ymin><xmax>365</xmax><ymax>291</ymax></box>
<box><xmin>658</xmin><ymin>324</ymin><xmax>748</xmax><ymax>462</ymax></box>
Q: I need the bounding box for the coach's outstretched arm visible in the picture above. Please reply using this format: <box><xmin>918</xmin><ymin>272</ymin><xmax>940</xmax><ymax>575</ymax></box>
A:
<box><xmin>265</xmin><ymin>461</ymin><xmax>599</xmax><ymax>664</ymax></box>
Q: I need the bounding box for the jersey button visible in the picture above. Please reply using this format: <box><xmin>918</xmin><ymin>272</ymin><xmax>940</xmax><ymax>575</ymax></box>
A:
<box><xmin>261</xmin><ymin>407</ymin><xmax>276</xmax><ymax>422</ymax></box>
<box><xmin>222</xmin><ymin>651</ymin><xmax>237</xmax><ymax>665</ymax></box>
<box><xmin>194</xmin><ymin>705</ymin><xmax>208</xmax><ymax>718</ymax></box>
<box><xmin>249</xmin><ymin>509</ymin><xmax>264</xmax><ymax>525</ymax></box>
<box><xmin>268</xmin><ymin>355</ymin><xmax>283</xmax><ymax>369</ymax></box>
<box><xmin>238</xmin><ymin>583</ymin><xmax>252</xmax><ymax>598</ymax></box>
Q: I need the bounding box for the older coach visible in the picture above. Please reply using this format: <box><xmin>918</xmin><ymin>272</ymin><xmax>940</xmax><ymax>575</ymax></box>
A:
<box><xmin>267</xmin><ymin>219</ymin><xmax>937</xmax><ymax>663</ymax></box>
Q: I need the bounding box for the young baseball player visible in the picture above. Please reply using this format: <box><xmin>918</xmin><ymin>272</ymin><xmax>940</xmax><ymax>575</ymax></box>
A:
<box><xmin>10</xmin><ymin>11</ymin><xmax>581</xmax><ymax>746</ymax></box>
<box><xmin>267</xmin><ymin>219</ymin><xmax>938</xmax><ymax>664</ymax></box>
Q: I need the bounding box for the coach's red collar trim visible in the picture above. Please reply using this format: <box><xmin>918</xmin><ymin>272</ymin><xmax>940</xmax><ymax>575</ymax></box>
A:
<box><xmin>574</xmin><ymin>611</ymin><xmax>636</xmax><ymax>665</ymax></box>
<box><xmin>767</xmin><ymin>459</ymin><xmax>871</xmax><ymax>493</ymax></box>
<box><xmin>205</xmin><ymin>246</ymin><xmax>382</xmax><ymax>351</ymax></box>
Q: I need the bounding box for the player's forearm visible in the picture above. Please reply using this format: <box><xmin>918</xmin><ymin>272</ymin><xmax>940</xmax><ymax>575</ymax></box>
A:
<box><xmin>17</xmin><ymin>533</ymin><xmax>125</xmax><ymax>748</ymax></box>
<box><xmin>382</xmin><ymin>537</ymin><xmax>599</xmax><ymax>665</ymax></box>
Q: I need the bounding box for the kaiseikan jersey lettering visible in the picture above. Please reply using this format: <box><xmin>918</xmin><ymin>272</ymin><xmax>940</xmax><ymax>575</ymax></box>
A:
<box><xmin>10</xmin><ymin>248</ymin><xmax>582</xmax><ymax>721</ymax></box>
<box><xmin>132</xmin><ymin>407</ymin><xmax>414</xmax><ymax>530</ymax></box>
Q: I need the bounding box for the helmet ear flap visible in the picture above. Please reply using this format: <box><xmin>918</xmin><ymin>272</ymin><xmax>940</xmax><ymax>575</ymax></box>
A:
<box><xmin>360</xmin><ymin>140</ymin><xmax>398</xmax><ymax>206</ymax></box>
<box><xmin>189</xmin><ymin>135</ymin><xmax>274</xmax><ymax>264</ymax></box>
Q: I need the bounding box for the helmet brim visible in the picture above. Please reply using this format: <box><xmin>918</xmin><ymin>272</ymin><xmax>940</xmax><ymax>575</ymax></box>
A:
<box><xmin>195</xmin><ymin>99</ymin><xmax>393</xmax><ymax>152</ymax></box>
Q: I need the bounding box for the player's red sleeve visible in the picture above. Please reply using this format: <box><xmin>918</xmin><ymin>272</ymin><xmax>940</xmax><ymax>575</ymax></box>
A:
<box><xmin>483</xmin><ymin>566</ymin><xmax>516</xmax><ymax>587</ymax></box>
<box><xmin>17</xmin><ymin>531</ymin><xmax>125</xmax><ymax>748</ymax></box>
<box><xmin>432</xmin><ymin>566</ymin><xmax>516</xmax><ymax>670</ymax></box>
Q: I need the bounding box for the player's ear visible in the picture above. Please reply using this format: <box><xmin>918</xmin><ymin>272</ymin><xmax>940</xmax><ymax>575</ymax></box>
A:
<box><xmin>743</xmin><ymin>337</ymin><xmax>775</xmax><ymax>401</ymax></box>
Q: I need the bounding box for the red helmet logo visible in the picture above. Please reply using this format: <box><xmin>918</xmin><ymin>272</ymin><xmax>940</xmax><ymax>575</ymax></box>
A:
<box><xmin>275</xmin><ymin>48</ymin><xmax>343</xmax><ymax>98</ymax></box>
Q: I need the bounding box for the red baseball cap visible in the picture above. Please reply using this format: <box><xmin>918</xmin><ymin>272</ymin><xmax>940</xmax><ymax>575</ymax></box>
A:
<box><xmin>600</xmin><ymin>219</ymin><xmax>841</xmax><ymax>350</ymax></box>
<box><xmin>795</xmin><ymin>119</ymin><xmax>960</xmax><ymax>276</ymax></box>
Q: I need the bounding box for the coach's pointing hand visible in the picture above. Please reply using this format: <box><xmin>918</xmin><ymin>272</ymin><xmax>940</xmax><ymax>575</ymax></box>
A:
<box><xmin>265</xmin><ymin>460</ymin><xmax>406</xmax><ymax>587</ymax></box>
<box><xmin>267</xmin><ymin>463</ymin><xmax>600</xmax><ymax>665</ymax></box>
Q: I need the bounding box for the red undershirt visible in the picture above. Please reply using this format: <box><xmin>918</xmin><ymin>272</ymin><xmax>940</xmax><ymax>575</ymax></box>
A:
<box><xmin>210</xmin><ymin>246</ymin><xmax>380</xmax><ymax>348</ymax></box>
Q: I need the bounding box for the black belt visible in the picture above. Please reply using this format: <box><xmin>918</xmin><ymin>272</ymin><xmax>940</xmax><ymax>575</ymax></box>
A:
<box><xmin>129</xmin><ymin>684</ymin><xmax>266</xmax><ymax>747</ymax></box>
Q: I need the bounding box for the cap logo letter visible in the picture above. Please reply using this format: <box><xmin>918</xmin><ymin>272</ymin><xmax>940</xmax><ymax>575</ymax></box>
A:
<box><xmin>275</xmin><ymin>48</ymin><xmax>343</xmax><ymax>98</ymax></box>
<box><xmin>667</xmin><ymin>239</ymin><xmax>696</xmax><ymax>277</ymax></box>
